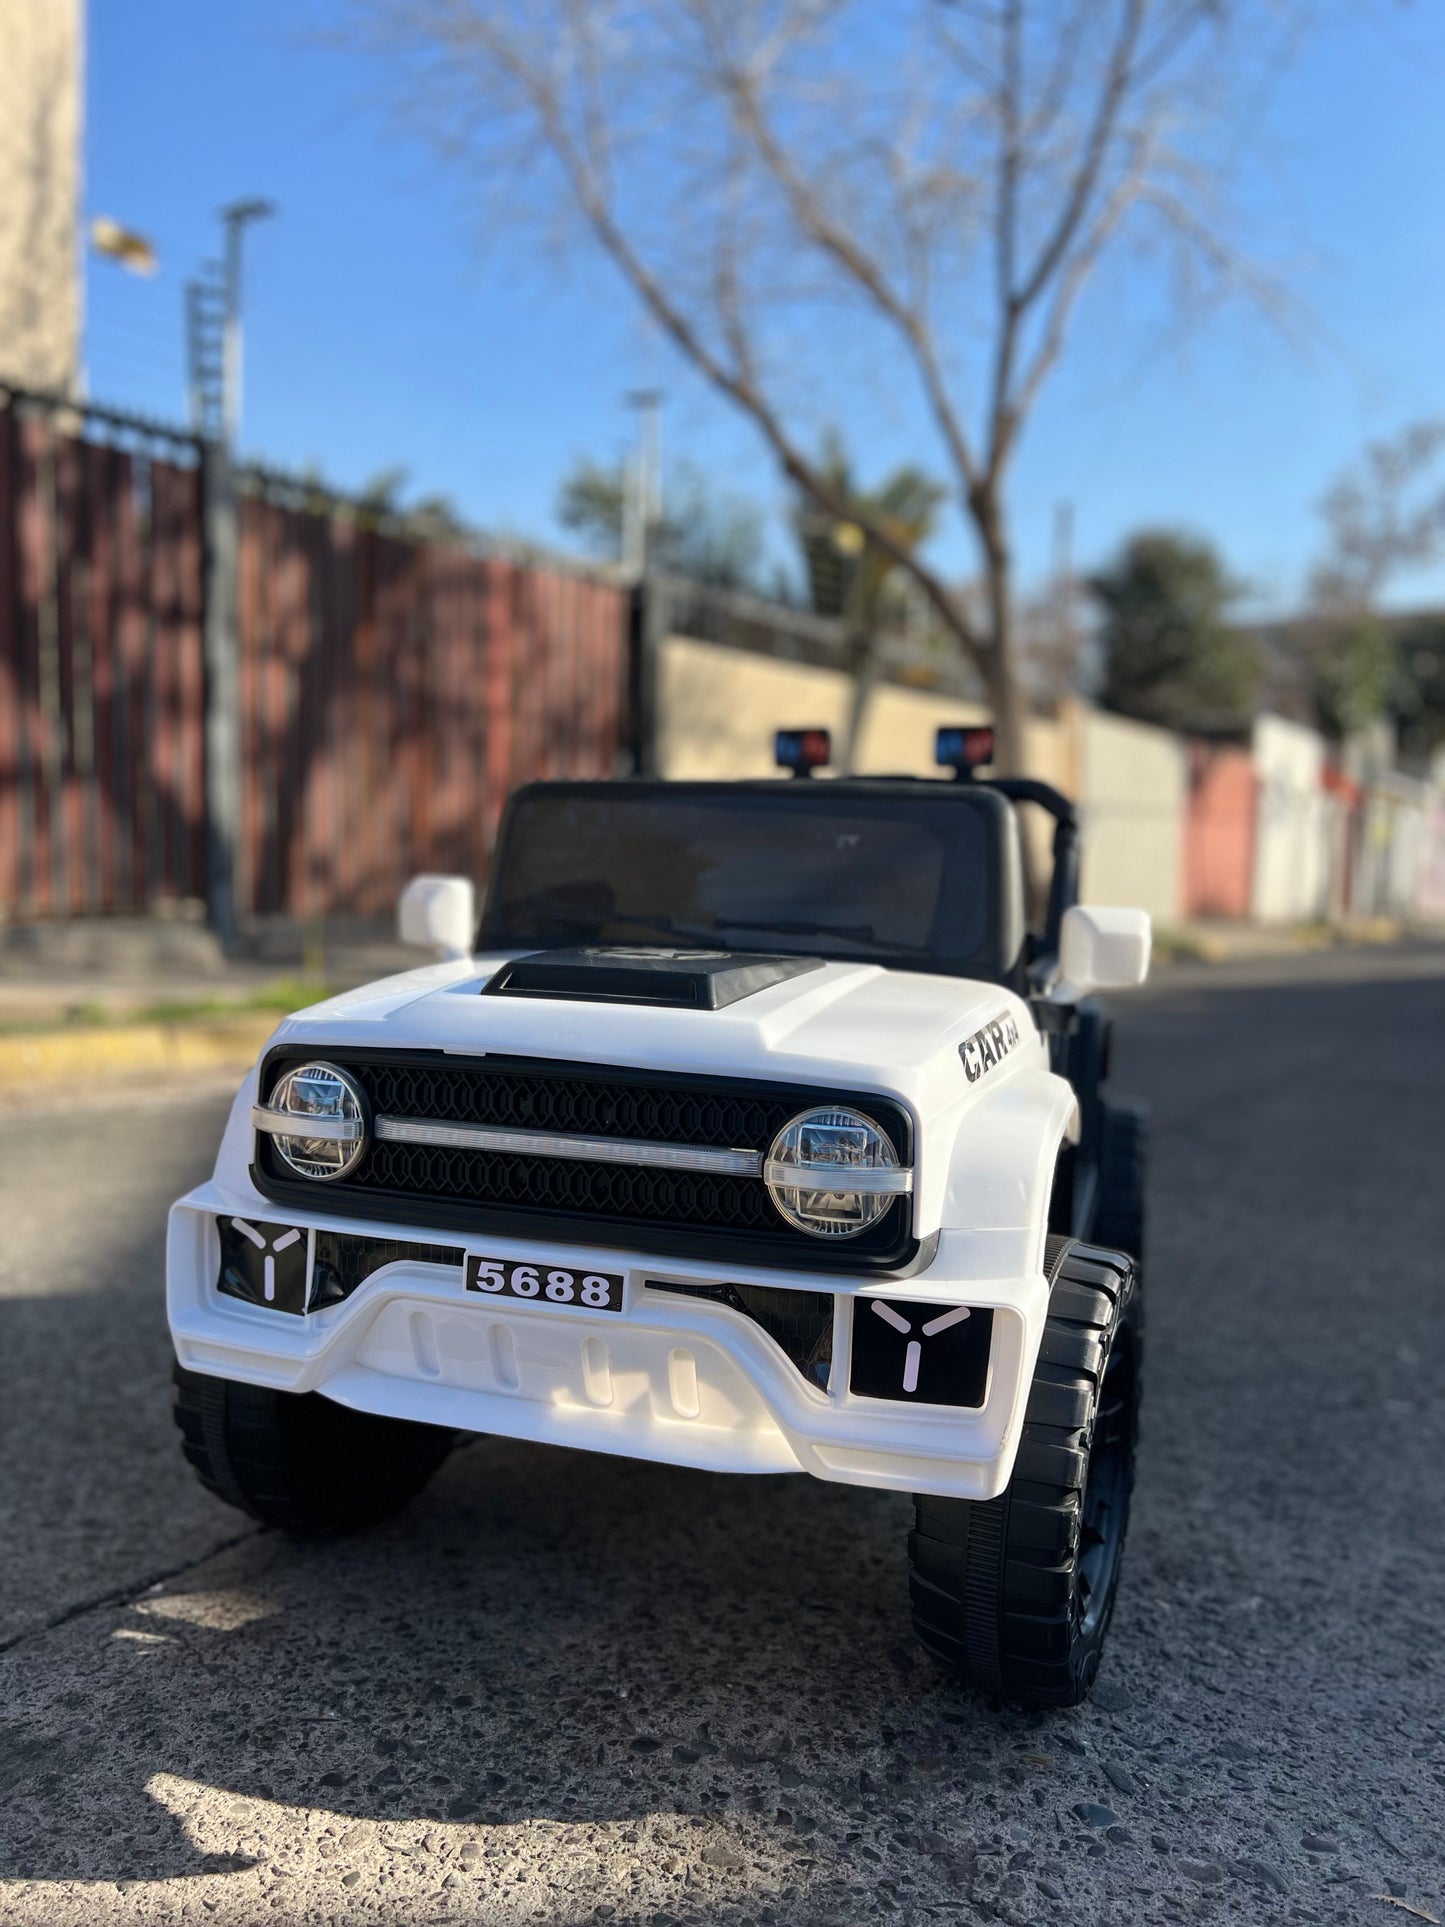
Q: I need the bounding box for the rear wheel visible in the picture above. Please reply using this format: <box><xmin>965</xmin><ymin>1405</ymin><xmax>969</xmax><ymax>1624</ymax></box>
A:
<box><xmin>908</xmin><ymin>1239</ymin><xmax>1140</xmax><ymax>1707</ymax></box>
<box><xmin>173</xmin><ymin>1363</ymin><xmax>455</xmax><ymax>1534</ymax></box>
<box><xmin>1093</xmin><ymin>1098</ymin><xmax>1148</xmax><ymax>1267</ymax></box>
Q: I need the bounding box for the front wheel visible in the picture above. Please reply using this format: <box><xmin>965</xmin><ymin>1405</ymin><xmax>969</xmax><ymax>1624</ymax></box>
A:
<box><xmin>908</xmin><ymin>1238</ymin><xmax>1141</xmax><ymax>1707</ymax></box>
<box><xmin>173</xmin><ymin>1363</ymin><xmax>455</xmax><ymax>1534</ymax></box>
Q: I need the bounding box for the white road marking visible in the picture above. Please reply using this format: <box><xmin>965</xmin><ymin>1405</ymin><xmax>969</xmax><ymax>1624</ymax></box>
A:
<box><xmin>922</xmin><ymin>1306</ymin><xmax>972</xmax><ymax>1337</ymax></box>
<box><xmin>231</xmin><ymin>1218</ymin><xmax>266</xmax><ymax>1249</ymax></box>
<box><xmin>903</xmin><ymin>1340</ymin><xmax>922</xmax><ymax>1393</ymax></box>
<box><xmin>870</xmin><ymin>1300</ymin><xmax>912</xmax><ymax>1334</ymax></box>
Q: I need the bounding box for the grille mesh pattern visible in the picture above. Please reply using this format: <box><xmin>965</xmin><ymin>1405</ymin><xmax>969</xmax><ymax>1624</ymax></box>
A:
<box><xmin>310</xmin><ymin>1231</ymin><xmax>463</xmax><ymax>1309</ymax></box>
<box><xmin>361</xmin><ymin>1061</ymin><xmax>793</xmax><ymax>1150</ymax></box>
<box><xmin>361</xmin><ymin>1140</ymin><xmax>779</xmax><ymax>1231</ymax></box>
<box><xmin>345</xmin><ymin>1059</ymin><xmax>822</xmax><ymax>1234</ymax></box>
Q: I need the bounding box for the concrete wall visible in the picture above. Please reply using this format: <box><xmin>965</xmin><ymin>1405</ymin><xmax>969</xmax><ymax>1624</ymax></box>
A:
<box><xmin>656</xmin><ymin>636</ymin><xmax>995</xmax><ymax>779</ymax></box>
<box><xmin>1073</xmin><ymin>706</ymin><xmax>1187</xmax><ymax>922</ymax></box>
<box><xmin>0</xmin><ymin>0</ymin><xmax>83</xmax><ymax>394</ymax></box>
<box><xmin>1183</xmin><ymin>743</ymin><xmax>1256</xmax><ymax>920</ymax></box>
<box><xmin>1416</xmin><ymin>797</ymin><xmax>1445</xmax><ymax>920</ymax></box>
<box><xmin>1251</xmin><ymin>715</ymin><xmax>1330</xmax><ymax>922</ymax></box>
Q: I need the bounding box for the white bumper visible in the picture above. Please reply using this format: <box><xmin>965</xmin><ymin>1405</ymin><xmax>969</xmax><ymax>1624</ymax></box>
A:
<box><xmin>168</xmin><ymin>1185</ymin><xmax>1051</xmax><ymax>1503</ymax></box>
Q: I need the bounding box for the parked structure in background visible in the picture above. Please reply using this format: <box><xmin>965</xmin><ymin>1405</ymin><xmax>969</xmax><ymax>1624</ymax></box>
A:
<box><xmin>2</xmin><ymin>386</ymin><xmax>1443</xmax><ymax>945</ymax></box>
<box><xmin>0</xmin><ymin>0</ymin><xmax>83</xmax><ymax>396</ymax></box>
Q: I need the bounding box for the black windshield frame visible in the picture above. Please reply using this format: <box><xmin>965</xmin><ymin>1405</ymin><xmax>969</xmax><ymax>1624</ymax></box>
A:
<box><xmin>480</xmin><ymin>779</ymin><xmax>1025</xmax><ymax>984</ymax></box>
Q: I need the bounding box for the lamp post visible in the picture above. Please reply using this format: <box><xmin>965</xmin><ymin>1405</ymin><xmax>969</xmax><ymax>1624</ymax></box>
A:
<box><xmin>219</xmin><ymin>198</ymin><xmax>275</xmax><ymax>447</ymax></box>
<box><xmin>195</xmin><ymin>197</ymin><xmax>273</xmax><ymax>952</ymax></box>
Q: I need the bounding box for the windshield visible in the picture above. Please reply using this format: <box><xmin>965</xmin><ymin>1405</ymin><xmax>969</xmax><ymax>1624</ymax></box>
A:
<box><xmin>482</xmin><ymin>786</ymin><xmax>997</xmax><ymax>972</ymax></box>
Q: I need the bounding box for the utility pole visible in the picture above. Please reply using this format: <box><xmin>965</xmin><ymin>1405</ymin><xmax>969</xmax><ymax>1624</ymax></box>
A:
<box><xmin>622</xmin><ymin>390</ymin><xmax>664</xmax><ymax>777</ymax></box>
<box><xmin>621</xmin><ymin>388</ymin><xmax>662</xmax><ymax>581</ymax></box>
<box><xmin>194</xmin><ymin>197</ymin><xmax>275</xmax><ymax>951</ymax></box>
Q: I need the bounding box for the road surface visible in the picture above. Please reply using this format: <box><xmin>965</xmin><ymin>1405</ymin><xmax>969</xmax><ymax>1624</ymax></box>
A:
<box><xmin>2</xmin><ymin>945</ymin><xmax>1442</xmax><ymax>1925</ymax></box>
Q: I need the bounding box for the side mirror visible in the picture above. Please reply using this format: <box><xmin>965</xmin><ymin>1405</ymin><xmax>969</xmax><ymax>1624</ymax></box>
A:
<box><xmin>1050</xmin><ymin>905</ymin><xmax>1152</xmax><ymax>1003</ymax></box>
<box><xmin>398</xmin><ymin>874</ymin><xmax>476</xmax><ymax>962</ymax></box>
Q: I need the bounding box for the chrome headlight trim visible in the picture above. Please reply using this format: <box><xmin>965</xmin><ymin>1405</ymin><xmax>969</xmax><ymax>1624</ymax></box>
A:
<box><xmin>764</xmin><ymin>1105</ymin><xmax>910</xmax><ymax>1238</ymax></box>
<box><xmin>255</xmin><ymin>1061</ymin><xmax>369</xmax><ymax>1182</ymax></box>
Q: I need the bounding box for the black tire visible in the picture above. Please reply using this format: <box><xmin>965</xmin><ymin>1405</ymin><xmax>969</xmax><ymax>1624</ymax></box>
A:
<box><xmin>173</xmin><ymin>1363</ymin><xmax>455</xmax><ymax>1534</ymax></box>
<box><xmin>1093</xmin><ymin>1097</ymin><xmax>1148</xmax><ymax>1268</ymax></box>
<box><xmin>909</xmin><ymin>1238</ymin><xmax>1141</xmax><ymax>1707</ymax></box>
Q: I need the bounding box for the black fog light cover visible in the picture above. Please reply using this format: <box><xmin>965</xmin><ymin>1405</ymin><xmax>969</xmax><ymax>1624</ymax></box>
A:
<box><xmin>217</xmin><ymin>1216</ymin><xmax>314</xmax><ymax>1316</ymax></box>
<box><xmin>849</xmin><ymin>1297</ymin><xmax>992</xmax><ymax>1407</ymax></box>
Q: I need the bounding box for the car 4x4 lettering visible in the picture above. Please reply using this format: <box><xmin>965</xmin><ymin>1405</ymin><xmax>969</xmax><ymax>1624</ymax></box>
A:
<box><xmin>958</xmin><ymin>1011</ymin><xmax>1021</xmax><ymax>1083</ymax></box>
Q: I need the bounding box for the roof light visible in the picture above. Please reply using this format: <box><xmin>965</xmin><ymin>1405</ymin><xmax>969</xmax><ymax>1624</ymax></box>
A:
<box><xmin>775</xmin><ymin>728</ymin><xmax>831</xmax><ymax>776</ymax></box>
<box><xmin>936</xmin><ymin>725</ymin><xmax>995</xmax><ymax>777</ymax></box>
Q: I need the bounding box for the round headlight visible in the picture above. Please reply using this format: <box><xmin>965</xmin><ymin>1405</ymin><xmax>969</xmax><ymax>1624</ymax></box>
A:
<box><xmin>764</xmin><ymin>1106</ymin><xmax>902</xmax><ymax>1238</ymax></box>
<box><xmin>265</xmin><ymin>1062</ymin><xmax>367</xmax><ymax>1181</ymax></box>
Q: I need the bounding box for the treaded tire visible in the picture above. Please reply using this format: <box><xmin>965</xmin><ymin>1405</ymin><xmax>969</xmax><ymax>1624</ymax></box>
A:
<box><xmin>173</xmin><ymin>1363</ymin><xmax>456</xmax><ymax>1534</ymax></box>
<box><xmin>1093</xmin><ymin>1098</ymin><xmax>1148</xmax><ymax>1268</ymax></box>
<box><xmin>908</xmin><ymin>1238</ymin><xmax>1141</xmax><ymax>1707</ymax></box>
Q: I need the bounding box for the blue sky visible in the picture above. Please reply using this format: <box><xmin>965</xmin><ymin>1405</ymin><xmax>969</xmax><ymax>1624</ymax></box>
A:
<box><xmin>84</xmin><ymin>2</ymin><xmax>1445</xmax><ymax>614</ymax></box>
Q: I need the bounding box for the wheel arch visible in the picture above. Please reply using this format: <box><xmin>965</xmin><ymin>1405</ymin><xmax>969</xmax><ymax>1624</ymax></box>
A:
<box><xmin>935</xmin><ymin>1067</ymin><xmax>1080</xmax><ymax>1272</ymax></box>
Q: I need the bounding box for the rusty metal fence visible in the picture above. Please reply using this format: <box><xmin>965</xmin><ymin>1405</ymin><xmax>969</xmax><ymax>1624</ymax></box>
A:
<box><xmin>0</xmin><ymin>390</ymin><xmax>632</xmax><ymax>924</ymax></box>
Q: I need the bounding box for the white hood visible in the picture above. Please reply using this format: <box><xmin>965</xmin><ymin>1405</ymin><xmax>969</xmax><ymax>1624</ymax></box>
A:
<box><xmin>265</xmin><ymin>951</ymin><xmax>1045</xmax><ymax>1130</ymax></box>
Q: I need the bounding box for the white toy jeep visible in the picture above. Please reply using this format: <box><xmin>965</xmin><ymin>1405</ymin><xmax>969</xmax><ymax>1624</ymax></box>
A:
<box><xmin>169</xmin><ymin>725</ymin><xmax>1151</xmax><ymax>1706</ymax></box>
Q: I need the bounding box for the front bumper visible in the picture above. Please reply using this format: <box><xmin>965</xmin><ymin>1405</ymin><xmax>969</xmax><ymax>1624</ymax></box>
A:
<box><xmin>167</xmin><ymin>1185</ymin><xmax>1050</xmax><ymax>1502</ymax></box>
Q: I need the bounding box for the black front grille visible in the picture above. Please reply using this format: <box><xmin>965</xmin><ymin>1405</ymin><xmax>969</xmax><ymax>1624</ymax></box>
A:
<box><xmin>647</xmin><ymin>1279</ymin><xmax>834</xmax><ymax>1388</ymax></box>
<box><xmin>254</xmin><ymin>1047</ymin><xmax>917</xmax><ymax>1273</ymax></box>
<box><xmin>361</xmin><ymin>1059</ymin><xmax>794</xmax><ymax>1149</ymax></box>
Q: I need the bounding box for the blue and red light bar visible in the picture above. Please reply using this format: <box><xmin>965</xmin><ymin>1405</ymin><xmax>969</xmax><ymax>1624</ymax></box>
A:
<box><xmin>936</xmin><ymin>725</ymin><xmax>995</xmax><ymax>777</ymax></box>
<box><xmin>775</xmin><ymin>728</ymin><xmax>832</xmax><ymax>775</ymax></box>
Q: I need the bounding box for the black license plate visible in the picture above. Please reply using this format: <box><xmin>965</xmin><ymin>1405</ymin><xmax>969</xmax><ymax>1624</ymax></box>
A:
<box><xmin>464</xmin><ymin>1256</ymin><xmax>623</xmax><ymax>1313</ymax></box>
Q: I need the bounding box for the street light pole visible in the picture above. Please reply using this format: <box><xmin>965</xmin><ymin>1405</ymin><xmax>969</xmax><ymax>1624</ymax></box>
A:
<box><xmin>622</xmin><ymin>388</ymin><xmax>662</xmax><ymax>581</ymax></box>
<box><xmin>199</xmin><ymin>197</ymin><xmax>274</xmax><ymax>953</ymax></box>
<box><xmin>219</xmin><ymin>198</ymin><xmax>275</xmax><ymax>449</ymax></box>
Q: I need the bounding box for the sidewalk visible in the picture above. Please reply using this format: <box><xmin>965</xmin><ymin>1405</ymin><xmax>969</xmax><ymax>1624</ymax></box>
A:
<box><xmin>0</xmin><ymin>916</ymin><xmax>416</xmax><ymax>1030</ymax></box>
<box><xmin>0</xmin><ymin>912</ymin><xmax>1433</xmax><ymax>1100</ymax></box>
<box><xmin>0</xmin><ymin>917</ymin><xmax>418</xmax><ymax>1101</ymax></box>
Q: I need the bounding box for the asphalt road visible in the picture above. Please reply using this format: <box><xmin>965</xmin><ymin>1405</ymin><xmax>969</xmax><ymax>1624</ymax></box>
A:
<box><xmin>2</xmin><ymin>945</ymin><xmax>1442</xmax><ymax>1927</ymax></box>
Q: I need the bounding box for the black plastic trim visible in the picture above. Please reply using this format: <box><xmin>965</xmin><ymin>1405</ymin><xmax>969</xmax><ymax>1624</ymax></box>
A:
<box><xmin>251</xmin><ymin>1044</ymin><xmax>925</xmax><ymax>1277</ymax></box>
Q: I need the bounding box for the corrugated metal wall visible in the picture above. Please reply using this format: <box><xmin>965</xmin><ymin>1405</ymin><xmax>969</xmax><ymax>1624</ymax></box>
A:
<box><xmin>0</xmin><ymin>409</ymin><xmax>207</xmax><ymax>917</ymax></box>
<box><xmin>232</xmin><ymin>501</ymin><xmax>629</xmax><ymax>918</ymax></box>
<box><xmin>0</xmin><ymin>400</ymin><xmax>632</xmax><ymax>921</ymax></box>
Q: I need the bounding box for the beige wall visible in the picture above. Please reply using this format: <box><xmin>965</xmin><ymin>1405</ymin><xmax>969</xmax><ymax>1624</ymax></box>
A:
<box><xmin>0</xmin><ymin>0</ymin><xmax>83</xmax><ymax>394</ymax></box>
<box><xmin>657</xmin><ymin>634</ymin><xmax>1188</xmax><ymax>921</ymax></box>
<box><xmin>658</xmin><ymin>636</ymin><xmax>998</xmax><ymax>778</ymax></box>
<box><xmin>1073</xmin><ymin>704</ymin><xmax>1186</xmax><ymax>922</ymax></box>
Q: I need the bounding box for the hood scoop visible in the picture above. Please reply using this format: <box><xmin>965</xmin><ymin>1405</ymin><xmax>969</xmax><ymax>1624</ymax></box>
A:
<box><xmin>482</xmin><ymin>946</ymin><xmax>823</xmax><ymax>1010</ymax></box>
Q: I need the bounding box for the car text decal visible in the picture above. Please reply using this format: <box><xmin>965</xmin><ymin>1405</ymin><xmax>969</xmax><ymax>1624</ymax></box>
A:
<box><xmin>959</xmin><ymin>1011</ymin><xmax>1022</xmax><ymax>1083</ymax></box>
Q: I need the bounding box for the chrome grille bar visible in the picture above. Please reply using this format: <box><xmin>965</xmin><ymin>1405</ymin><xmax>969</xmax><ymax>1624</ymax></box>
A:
<box><xmin>374</xmin><ymin>1115</ymin><xmax>764</xmax><ymax>1176</ymax></box>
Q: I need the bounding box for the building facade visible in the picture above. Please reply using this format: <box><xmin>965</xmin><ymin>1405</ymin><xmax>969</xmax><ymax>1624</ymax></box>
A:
<box><xmin>0</xmin><ymin>0</ymin><xmax>84</xmax><ymax>396</ymax></box>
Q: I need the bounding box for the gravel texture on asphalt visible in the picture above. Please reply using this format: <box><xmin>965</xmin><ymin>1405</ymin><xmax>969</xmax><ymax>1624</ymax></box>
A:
<box><xmin>1</xmin><ymin>947</ymin><xmax>1442</xmax><ymax>1926</ymax></box>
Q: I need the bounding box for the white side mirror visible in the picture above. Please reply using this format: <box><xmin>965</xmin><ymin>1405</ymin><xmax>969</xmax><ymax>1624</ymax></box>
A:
<box><xmin>398</xmin><ymin>874</ymin><xmax>476</xmax><ymax>962</ymax></box>
<box><xmin>1051</xmin><ymin>905</ymin><xmax>1152</xmax><ymax>1003</ymax></box>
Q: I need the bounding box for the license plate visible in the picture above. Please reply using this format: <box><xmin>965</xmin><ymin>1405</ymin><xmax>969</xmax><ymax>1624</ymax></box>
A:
<box><xmin>464</xmin><ymin>1255</ymin><xmax>624</xmax><ymax>1313</ymax></box>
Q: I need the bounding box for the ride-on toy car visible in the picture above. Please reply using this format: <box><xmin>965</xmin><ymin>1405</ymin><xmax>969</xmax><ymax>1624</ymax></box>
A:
<box><xmin>169</xmin><ymin>725</ymin><xmax>1151</xmax><ymax>1706</ymax></box>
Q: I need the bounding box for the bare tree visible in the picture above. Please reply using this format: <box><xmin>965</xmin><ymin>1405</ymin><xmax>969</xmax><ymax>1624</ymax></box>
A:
<box><xmin>359</xmin><ymin>0</ymin><xmax>1289</xmax><ymax>771</ymax></box>
<box><xmin>1310</xmin><ymin>422</ymin><xmax>1445</xmax><ymax>615</ymax></box>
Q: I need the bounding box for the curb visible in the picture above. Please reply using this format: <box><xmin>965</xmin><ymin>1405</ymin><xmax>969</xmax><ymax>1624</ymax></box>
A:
<box><xmin>0</xmin><ymin>1013</ymin><xmax>277</xmax><ymax>1097</ymax></box>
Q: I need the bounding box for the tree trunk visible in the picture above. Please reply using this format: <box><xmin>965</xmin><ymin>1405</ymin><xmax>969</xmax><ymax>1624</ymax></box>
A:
<box><xmin>978</xmin><ymin>509</ymin><xmax>1025</xmax><ymax>777</ymax></box>
<box><xmin>837</xmin><ymin>626</ymin><xmax>880</xmax><ymax>774</ymax></box>
<box><xmin>977</xmin><ymin>503</ymin><xmax>1042</xmax><ymax>918</ymax></box>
